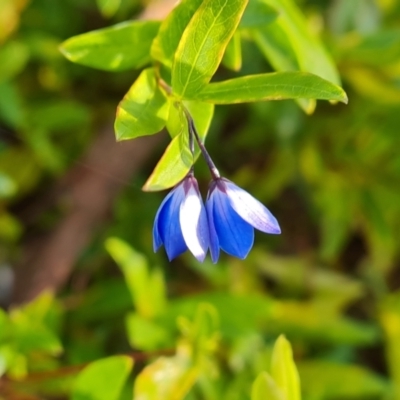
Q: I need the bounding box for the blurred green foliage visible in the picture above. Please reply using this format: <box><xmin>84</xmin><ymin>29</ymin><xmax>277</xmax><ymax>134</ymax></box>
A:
<box><xmin>1</xmin><ymin>0</ymin><xmax>400</xmax><ymax>399</ymax></box>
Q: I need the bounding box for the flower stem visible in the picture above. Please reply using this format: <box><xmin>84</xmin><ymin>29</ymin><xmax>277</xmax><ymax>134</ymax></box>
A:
<box><xmin>182</xmin><ymin>106</ymin><xmax>220</xmax><ymax>179</ymax></box>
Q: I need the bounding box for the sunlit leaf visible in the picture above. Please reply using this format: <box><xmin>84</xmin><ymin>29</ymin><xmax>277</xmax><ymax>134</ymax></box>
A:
<box><xmin>115</xmin><ymin>68</ymin><xmax>170</xmax><ymax>141</ymax></box>
<box><xmin>143</xmin><ymin>100</ymin><xmax>214</xmax><ymax>191</ymax></box>
<box><xmin>151</xmin><ymin>0</ymin><xmax>203</xmax><ymax>68</ymax></box>
<box><xmin>195</xmin><ymin>72</ymin><xmax>348</xmax><ymax>104</ymax></box>
<box><xmin>172</xmin><ymin>0</ymin><xmax>248</xmax><ymax>98</ymax></box>
<box><xmin>72</xmin><ymin>356</ymin><xmax>133</xmax><ymax>400</ymax></box>
<box><xmin>60</xmin><ymin>20</ymin><xmax>160</xmax><ymax>71</ymax></box>
<box><xmin>134</xmin><ymin>356</ymin><xmax>197</xmax><ymax>400</ymax></box>
<box><xmin>251</xmin><ymin>372</ymin><xmax>284</xmax><ymax>400</ymax></box>
<box><xmin>270</xmin><ymin>335</ymin><xmax>301</xmax><ymax>400</ymax></box>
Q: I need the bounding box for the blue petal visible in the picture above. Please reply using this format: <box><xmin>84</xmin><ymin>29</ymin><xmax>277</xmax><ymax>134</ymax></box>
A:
<box><xmin>180</xmin><ymin>181</ymin><xmax>209</xmax><ymax>262</ymax></box>
<box><xmin>153</xmin><ymin>189</ymin><xmax>176</xmax><ymax>251</ymax></box>
<box><xmin>206</xmin><ymin>192</ymin><xmax>220</xmax><ymax>264</ymax></box>
<box><xmin>224</xmin><ymin>180</ymin><xmax>281</xmax><ymax>234</ymax></box>
<box><xmin>157</xmin><ymin>186</ymin><xmax>187</xmax><ymax>260</ymax></box>
<box><xmin>212</xmin><ymin>189</ymin><xmax>254</xmax><ymax>259</ymax></box>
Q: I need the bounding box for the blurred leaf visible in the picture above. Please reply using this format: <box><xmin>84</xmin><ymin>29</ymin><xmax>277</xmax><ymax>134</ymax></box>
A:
<box><xmin>379</xmin><ymin>292</ymin><xmax>400</xmax><ymax>400</ymax></box>
<box><xmin>115</xmin><ymin>68</ymin><xmax>170</xmax><ymax>141</ymax></box>
<box><xmin>0</xmin><ymin>81</ymin><xmax>24</xmax><ymax>128</ymax></box>
<box><xmin>162</xmin><ymin>292</ymin><xmax>273</xmax><ymax>340</ymax></box>
<box><xmin>0</xmin><ymin>212</ymin><xmax>22</xmax><ymax>242</ymax></box>
<box><xmin>241</xmin><ymin>0</ymin><xmax>279</xmax><ymax>28</ymax></box>
<box><xmin>151</xmin><ymin>0</ymin><xmax>203</xmax><ymax>68</ymax></box>
<box><xmin>270</xmin><ymin>301</ymin><xmax>379</xmax><ymax>346</ymax></box>
<box><xmin>299</xmin><ymin>360</ymin><xmax>389</xmax><ymax>399</ymax></box>
<box><xmin>96</xmin><ymin>0</ymin><xmax>121</xmax><ymax>18</ymax></box>
<box><xmin>10</xmin><ymin>292</ymin><xmax>63</xmax><ymax>356</ymax></box>
<box><xmin>0</xmin><ymin>40</ymin><xmax>29</xmax><ymax>83</ymax></box>
<box><xmin>251</xmin><ymin>372</ymin><xmax>284</xmax><ymax>400</ymax></box>
<box><xmin>72</xmin><ymin>356</ymin><xmax>133</xmax><ymax>400</ymax></box>
<box><xmin>222</xmin><ymin>32</ymin><xmax>242</xmax><ymax>72</ymax></box>
<box><xmin>195</xmin><ymin>72</ymin><xmax>348</xmax><ymax>104</ymax></box>
<box><xmin>143</xmin><ymin>100</ymin><xmax>214</xmax><ymax>191</ymax></box>
<box><xmin>0</xmin><ymin>172</ymin><xmax>17</xmax><ymax>198</ymax></box>
<box><xmin>341</xmin><ymin>29</ymin><xmax>400</xmax><ymax>66</ymax></box>
<box><xmin>172</xmin><ymin>0</ymin><xmax>248</xmax><ymax>98</ymax></box>
<box><xmin>270</xmin><ymin>335</ymin><xmax>301</xmax><ymax>400</ymax></box>
<box><xmin>60</xmin><ymin>20</ymin><xmax>160</xmax><ymax>71</ymax></box>
<box><xmin>105</xmin><ymin>237</ymin><xmax>167</xmax><ymax>318</ymax></box>
<box><xmin>344</xmin><ymin>66</ymin><xmax>400</xmax><ymax>104</ymax></box>
<box><xmin>134</xmin><ymin>356</ymin><xmax>197</xmax><ymax>400</ymax></box>
<box><xmin>126</xmin><ymin>312</ymin><xmax>171</xmax><ymax>351</ymax></box>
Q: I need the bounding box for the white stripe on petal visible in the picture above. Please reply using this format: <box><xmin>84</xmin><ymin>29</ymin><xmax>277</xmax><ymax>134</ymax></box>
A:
<box><xmin>180</xmin><ymin>186</ymin><xmax>209</xmax><ymax>262</ymax></box>
<box><xmin>225</xmin><ymin>181</ymin><xmax>281</xmax><ymax>234</ymax></box>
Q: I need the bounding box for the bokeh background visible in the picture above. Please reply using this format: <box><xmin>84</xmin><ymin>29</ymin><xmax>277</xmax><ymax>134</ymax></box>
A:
<box><xmin>1</xmin><ymin>0</ymin><xmax>400</xmax><ymax>399</ymax></box>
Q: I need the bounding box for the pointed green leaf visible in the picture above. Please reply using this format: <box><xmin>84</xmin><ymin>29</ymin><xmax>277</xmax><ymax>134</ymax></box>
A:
<box><xmin>143</xmin><ymin>100</ymin><xmax>214</xmax><ymax>191</ymax></box>
<box><xmin>115</xmin><ymin>68</ymin><xmax>170</xmax><ymax>141</ymax></box>
<box><xmin>240</xmin><ymin>0</ymin><xmax>279</xmax><ymax>28</ymax></box>
<box><xmin>172</xmin><ymin>0</ymin><xmax>248</xmax><ymax>98</ymax></box>
<box><xmin>270</xmin><ymin>335</ymin><xmax>301</xmax><ymax>400</ymax></box>
<box><xmin>72</xmin><ymin>356</ymin><xmax>133</xmax><ymax>400</ymax></box>
<box><xmin>195</xmin><ymin>72</ymin><xmax>348</xmax><ymax>104</ymax></box>
<box><xmin>251</xmin><ymin>23</ymin><xmax>315</xmax><ymax>112</ymax></box>
<box><xmin>222</xmin><ymin>32</ymin><xmax>242</xmax><ymax>71</ymax></box>
<box><xmin>60</xmin><ymin>21</ymin><xmax>160</xmax><ymax>71</ymax></box>
<box><xmin>151</xmin><ymin>0</ymin><xmax>203</xmax><ymax>68</ymax></box>
<box><xmin>252</xmin><ymin>0</ymin><xmax>341</xmax><ymax>113</ymax></box>
<box><xmin>251</xmin><ymin>372</ymin><xmax>285</xmax><ymax>400</ymax></box>
<box><xmin>261</xmin><ymin>0</ymin><xmax>340</xmax><ymax>84</ymax></box>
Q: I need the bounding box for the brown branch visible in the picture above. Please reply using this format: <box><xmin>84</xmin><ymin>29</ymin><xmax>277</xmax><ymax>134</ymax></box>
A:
<box><xmin>11</xmin><ymin>128</ymin><xmax>164</xmax><ymax>304</ymax></box>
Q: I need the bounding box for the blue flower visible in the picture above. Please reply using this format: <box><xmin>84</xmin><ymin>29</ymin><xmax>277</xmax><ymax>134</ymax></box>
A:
<box><xmin>153</xmin><ymin>175</ymin><xmax>209</xmax><ymax>261</ymax></box>
<box><xmin>206</xmin><ymin>178</ymin><xmax>281</xmax><ymax>263</ymax></box>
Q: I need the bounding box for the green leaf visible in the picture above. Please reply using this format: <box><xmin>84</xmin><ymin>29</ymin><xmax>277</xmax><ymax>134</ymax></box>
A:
<box><xmin>222</xmin><ymin>32</ymin><xmax>242</xmax><ymax>72</ymax></box>
<box><xmin>126</xmin><ymin>313</ymin><xmax>171</xmax><ymax>351</ymax></box>
<box><xmin>195</xmin><ymin>72</ymin><xmax>348</xmax><ymax>104</ymax></box>
<box><xmin>151</xmin><ymin>0</ymin><xmax>203</xmax><ymax>68</ymax></box>
<box><xmin>60</xmin><ymin>20</ymin><xmax>160</xmax><ymax>71</ymax></box>
<box><xmin>261</xmin><ymin>0</ymin><xmax>340</xmax><ymax>84</ymax></box>
<box><xmin>72</xmin><ymin>356</ymin><xmax>133</xmax><ymax>400</ymax></box>
<box><xmin>143</xmin><ymin>100</ymin><xmax>214</xmax><ymax>191</ymax></box>
<box><xmin>0</xmin><ymin>82</ymin><xmax>24</xmax><ymax>129</ymax></box>
<box><xmin>105</xmin><ymin>237</ymin><xmax>166</xmax><ymax>318</ymax></box>
<box><xmin>96</xmin><ymin>0</ymin><xmax>121</xmax><ymax>18</ymax></box>
<box><xmin>240</xmin><ymin>0</ymin><xmax>279</xmax><ymax>28</ymax></box>
<box><xmin>251</xmin><ymin>372</ymin><xmax>284</xmax><ymax>400</ymax></box>
<box><xmin>270</xmin><ymin>335</ymin><xmax>301</xmax><ymax>400</ymax></box>
<box><xmin>252</xmin><ymin>0</ymin><xmax>341</xmax><ymax>113</ymax></box>
<box><xmin>172</xmin><ymin>0</ymin><xmax>248</xmax><ymax>98</ymax></box>
<box><xmin>380</xmin><ymin>293</ymin><xmax>400</xmax><ymax>399</ymax></box>
<box><xmin>134</xmin><ymin>356</ymin><xmax>197</xmax><ymax>400</ymax></box>
<box><xmin>0</xmin><ymin>41</ymin><xmax>29</xmax><ymax>84</ymax></box>
<box><xmin>115</xmin><ymin>68</ymin><xmax>170</xmax><ymax>141</ymax></box>
<box><xmin>299</xmin><ymin>360</ymin><xmax>389</xmax><ymax>399</ymax></box>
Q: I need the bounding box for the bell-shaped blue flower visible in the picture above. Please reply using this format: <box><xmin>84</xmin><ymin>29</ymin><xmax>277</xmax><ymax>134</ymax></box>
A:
<box><xmin>153</xmin><ymin>175</ymin><xmax>209</xmax><ymax>261</ymax></box>
<box><xmin>206</xmin><ymin>178</ymin><xmax>281</xmax><ymax>263</ymax></box>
